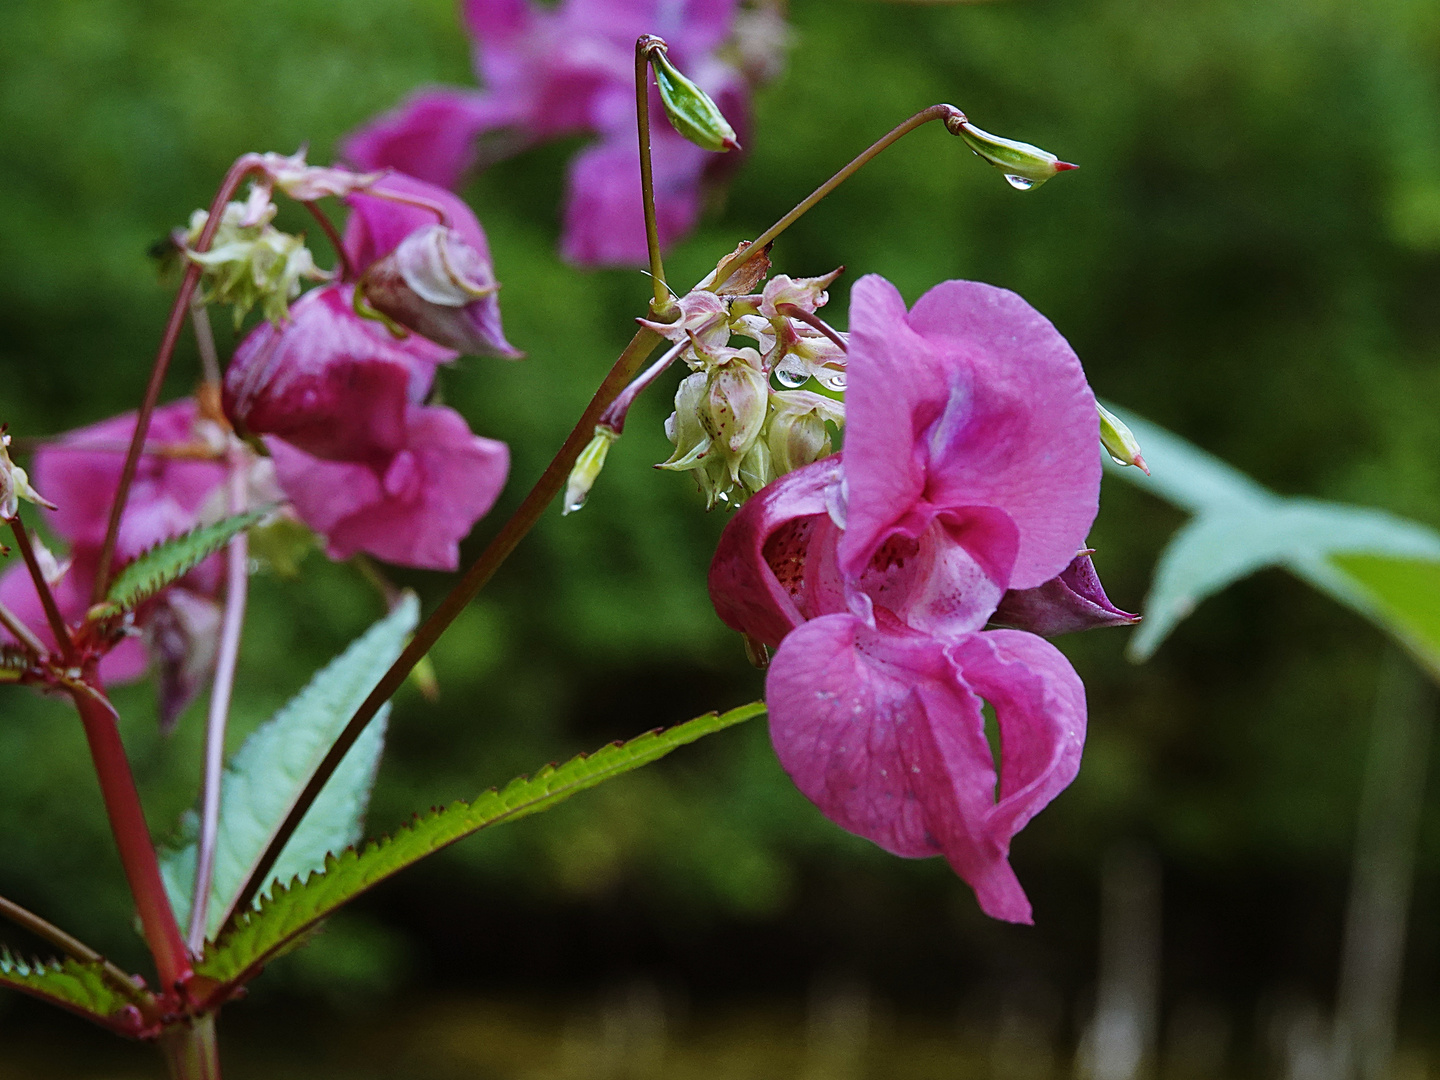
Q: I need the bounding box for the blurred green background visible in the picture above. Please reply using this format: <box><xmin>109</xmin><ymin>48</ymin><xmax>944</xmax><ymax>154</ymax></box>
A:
<box><xmin>3</xmin><ymin>0</ymin><xmax>1440</xmax><ymax>1075</ymax></box>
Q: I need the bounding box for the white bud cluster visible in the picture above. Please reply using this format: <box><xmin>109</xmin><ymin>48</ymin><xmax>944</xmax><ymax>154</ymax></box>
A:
<box><xmin>649</xmin><ymin>265</ymin><xmax>848</xmax><ymax>508</ymax></box>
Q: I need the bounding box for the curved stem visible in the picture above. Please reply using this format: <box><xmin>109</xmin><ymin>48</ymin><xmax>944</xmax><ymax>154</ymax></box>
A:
<box><xmin>10</xmin><ymin>517</ymin><xmax>72</xmax><ymax>660</ymax></box>
<box><xmin>92</xmin><ymin>154</ymin><xmax>268</xmax><ymax>603</ymax></box>
<box><xmin>0</xmin><ymin>892</ymin><xmax>145</xmax><ymax>1001</ymax></box>
<box><xmin>187</xmin><ymin>458</ymin><xmax>250</xmax><ymax>953</ymax></box>
<box><xmin>226</xmin><ymin>324</ymin><xmax>666</xmax><ymax>925</ymax></box>
<box><xmin>775</xmin><ymin>302</ymin><xmax>848</xmax><ymax>350</ymax></box>
<box><xmin>69</xmin><ymin>684</ymin><xmax>191</xmax><ymax>991</ymax></box>
<box><xmin>303</xmin><ymin>200</ymin><xmax>355</xmax><ymax>282</ymax></box>
<box><xmin>712</xmin><ymin>104</ymin><xmax>966</xmax><ymax>287</ymax></box>
<box><xmin>636</xmin><ymin>36</ymin><xmax>674</xmax><ymax>317</ymax></box>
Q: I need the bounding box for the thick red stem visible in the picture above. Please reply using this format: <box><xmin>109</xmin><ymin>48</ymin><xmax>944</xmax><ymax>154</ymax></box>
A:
<box><xmin>70</xmin><ymin>685</ymin><xmax>191</xmax><ymax>992</ymax></box>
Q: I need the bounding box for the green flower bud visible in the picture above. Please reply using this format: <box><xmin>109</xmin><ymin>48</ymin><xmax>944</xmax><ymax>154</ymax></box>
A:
<box><xmin>649</xmin><ymin>47</ymin><xmax>741</xmax><ymax>153</ymax></box>
<box><xmin>735</xmin><ymin>438</ymin><xmax>775</xmax><ymax>499</ymax></box>
<box><xmin>1098</xmin><ymin>403</ymin><xmax>1149</xmax><ymax>474</ymax></box>
<box><xmin>767</xmin><ymin>390</ymin><xmax>842</xmax><ymax>476</ymax></box>
<box><xmin>563</xmin><ymin>426</ymin><xmax>621</xmax><ymax>516</ymax></box>
<box><xmin>947</xmin><ymin>116</ymin><xmax>1077</xmax><ymax>191</ymax></box>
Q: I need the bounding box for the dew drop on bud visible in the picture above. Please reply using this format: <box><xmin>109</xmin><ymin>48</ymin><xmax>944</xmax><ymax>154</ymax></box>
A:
<box><xmin>820</xmin><ymin>372</ymin><xmax>847</xmax><ymax>391</ymax></box>
<box><xmin>1004</xmin><ymin>174</ymin><xmax>1036</xmax><ymax>191</ymax></box>
<box><xmin>774</xmin><ymin>368</ymin><xmax>807</xmax><ymax>389</ymax></box>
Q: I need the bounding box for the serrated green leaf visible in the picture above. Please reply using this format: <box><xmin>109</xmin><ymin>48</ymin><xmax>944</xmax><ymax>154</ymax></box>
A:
<box><xmin>0</xmin><ymin>950</ymin><xmax>144</xmax><ymax>1035</ymax></box>
<box><xmin>194</xmin><ymin>701</ymin><xmax>766</xmax><ymax>995</ymax></box>
<box><xmin>104</xmin><ymin>508</ymin><xmax>269</xmax><ymax>613</ymax></box>
<box><xmin>1103</xmin><ymin>404</ymin><xmax>1440</xmax><ymax>667</ymax></box>
<box><xmin>162</xmin><ymin>594</ymin><xmax>419</xmax><ymax>942</ymax></box>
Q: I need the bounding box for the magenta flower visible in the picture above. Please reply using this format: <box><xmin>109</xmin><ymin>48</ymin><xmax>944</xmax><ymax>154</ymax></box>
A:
<box><xmin>708</xmin><ymin>275</ymin><xmax>1106</xmax><ymax>923</ymax></box>
<box><xmin>225</xmin><ymin>284</ymin><xmax>452</xmax><ymax>462</ymax></box>
<box><xmin>342</xmin><ymin>0</ymin><xmax>756</xmax><ymax>266</ymax></box>
<box><xmin>344</xmin><ymin>173</ymin><xmax>522</xmax><ymax>359</ymax></box>
<box><xmin>269</xmin><ymin>405</ymin><xmax>509</xmax><ymax>570</ymax></box>
<box><xmin>991</xmin><ymin>553</ymin><xmax>1138</xmax><ymax>638</ymax></box>
<box><xmin>0</xmin><ymin>401</ymin><xmax>226</xmax><ymax>694</ymax></box>
<box><xmin>225</xmin><ymin>284</ymin><xmax>511</xmax><ymax>571</ymax></box>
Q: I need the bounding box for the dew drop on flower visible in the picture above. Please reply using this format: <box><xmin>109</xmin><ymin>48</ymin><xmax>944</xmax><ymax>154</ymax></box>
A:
<box><xmin>774</xmin><ymin>368</ymin><xmax>807</xmax><ymax>389</ymax></box>
<box><xmin>820</xmin><ymin>372</ymin><xmax>847</xmax><ymax>391</ymax></box>
<box><xmin>1003</xmin><ymin>174</ymin><xmax>1036</xmax><ymax>191</ymax></box>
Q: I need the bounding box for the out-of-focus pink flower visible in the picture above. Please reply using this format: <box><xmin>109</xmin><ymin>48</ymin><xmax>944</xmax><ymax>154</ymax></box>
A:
<box><xmin>708</xmin><ymin>275</ymin><xmax>1114</xmax><ymax>924</ymax></box>
<box><xmin>343</xmin><ymin>0</ymin><xmax>761</xmax><ymax>266</ymax></box>
<box><xmin>343</xmin><ymin>173</ymin><xmax>522</xmax><ymax>359</ymax></box>
<box><xmin>225</xmin><ymin>284</ymin><xmax>451</xmax><ymax>463</ymax></box>
<box><xmin>991</xmin><ymin>553</ymin><xmax>1139</xmax><ymax>638</ymax></box>
<box><xmin>269</xmin><ymin>405</ymin><xmax>509</xmax><ymax>571</ymax></box>
<box><xmin>0</xmin><ymin>401</ymin><xmax>226</xmax><ymax>696</ymax></box>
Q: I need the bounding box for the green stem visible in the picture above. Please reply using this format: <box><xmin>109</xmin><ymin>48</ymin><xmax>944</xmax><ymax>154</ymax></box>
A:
<box><xmin>636</xmin><ymin>35</ymin><xmax>676</xmax><ymax>318</ymax></box>
<box><xmin>10</xmin><ymin>517</ymin><xmax>73</xmax><ymax>660</ymax></box>
<box><xmin>712</xmin><ymin>103</ymin><xmax>966</xmax><ymax>287</ymax></box>
<box><xmin>160</xmin><ymin>1013</ymin><xmax>221</xmax><ymax>1080</ymax></box>
<box><xmin>225</xmin><ymin>323</ymin><xmax>667</xmax><ymax>926</ymax></box>
<box><xmin>69</xmin><ymin>685</ymin><xmax>191</xmax><ymax>993</ymax></box>
<box><xmin>92</xmin><ymin>154</ymin><xmax>268</xmax><ymax>602</ymax></box>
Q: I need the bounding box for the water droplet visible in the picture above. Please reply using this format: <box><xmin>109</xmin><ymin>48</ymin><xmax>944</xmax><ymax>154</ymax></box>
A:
<box><xmin>820</xmin><ymin>371</ymin><xmax>847</xmax><ymax>391</ymax></box>
<box><xmin>774</xmin><ymin>368</ymin><xmax>807</xmax><ymax>389</ymax></box>
<box><xmin>1003</xmin><ymin>174</ymin><xmax>1035</xmax><ymax>191</ymax></box>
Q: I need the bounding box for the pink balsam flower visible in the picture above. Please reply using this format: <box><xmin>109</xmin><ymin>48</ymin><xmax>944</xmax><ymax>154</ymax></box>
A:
<box><xmin>0</xmin><ymin>401</ymin><xmax>226</xmax><ymax>699</ymax></box>
<box><xmin>709</xmin><ymin>275</ymin><xmax>1108</xmax><ymax>923</ymax></box>
<box><xmin>343</xmin><ymin>0</ymin><xmax>758</xmax><ymax>267</ymax></box>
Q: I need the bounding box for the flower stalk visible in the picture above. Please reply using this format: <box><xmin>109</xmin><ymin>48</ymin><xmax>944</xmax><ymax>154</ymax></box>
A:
<box><xmin>636</xmin><ymin>36</ymin><xmax>677</xmax><ymax>318</ymax></box>
<box><xmin>9</xmin><ymin>517</ymin><xmax>73</xmax><ymax>661</ymax></box>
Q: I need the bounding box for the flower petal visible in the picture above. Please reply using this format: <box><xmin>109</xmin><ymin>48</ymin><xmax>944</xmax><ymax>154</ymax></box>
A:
<box><xmin>341</xmin><ymin>88</ymin><xmax>522</xmax><ymax>191</ymax></box>
<box><xmin>708</xmin><ymin>456</ymin><xmax>844</xmax><ymax>648</ymax></box>
<box><xmin>270</xmin><ymin>405</ymin><xmax>509</xmax><ymax>571</ymax></box>
<box><xmin>842</xmin><ymin>276</ymin><xmax>1099</xmax><ymax>591</ymax></box>
<box><xmin>990</xmin><ymin>553</ymin><xmax>1139</xmax><ymax>637</ymax></box>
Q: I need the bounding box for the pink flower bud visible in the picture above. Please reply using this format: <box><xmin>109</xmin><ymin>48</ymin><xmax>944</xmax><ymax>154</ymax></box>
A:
<box><xmin>344</xmin><ymin>173</ymin><xmax>521</xmax><ymax>359</ymax></box>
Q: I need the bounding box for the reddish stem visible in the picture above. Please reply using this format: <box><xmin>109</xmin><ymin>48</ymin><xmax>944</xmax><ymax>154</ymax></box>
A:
<box><xmin>303</xmin><ymin>201</ymin><xmax>355</xmax><ymax>282</ymax></box>
<box><xmin>70</xmin><ymin>684</ymin><xmax>191</xmax><ymax>992</ymax></box>
<box><xmin>10</xmin><ymin>517</ymin><xmax>73</xmax><ymax>660</ymax></box>
<box><xmin>92</xmin><ymin>154</ymin><xmax>268</xmax><ymax>603</ymax></box>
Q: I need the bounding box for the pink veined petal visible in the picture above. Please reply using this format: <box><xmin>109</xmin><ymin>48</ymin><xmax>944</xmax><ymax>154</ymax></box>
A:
<box><xmin>270</xmin><ymin>406</ymin><xmax>509</xmax><ymax>571</ymax></box>
<box><xmin>842</xmin><ymin>276</ymin><xmax>1099</xmax><ymax>591</ymax></box>
<box><xmin>907</xmin><ymin>280</ymin><xmax>1100</xmax><ymax>589</ymax></box>
<box><xmin>224</xmin><ymin>285</ymin><xmax>451</xmax><ymax>463</ymax></box>
<box><xmin>708</xmin><ymin>456</ymin><xmax>844</xmax><ymax>648</ymax></box>
<box><xmin>341</xmin><ymin>88</ymin><xmax>524</xmax><ymax>191</ymax></box>
<box><xmin>35</xmin><ymin>400</ymin><xmax>225</xmax><ymax>550</ymax></box>
<box><xmin>944</xmin><ymin>628</ymin><xmax>1088</xmax><ymax>921</ymax></box>
<box><xmin>559</xmin><ymin>126</ymin><xmax>710</xmax><ymax>267</ymax></box>
<box><xmin>765</xmin><ymin>613</ymin><xmax>981</xmax><ymax>861</ymax></box>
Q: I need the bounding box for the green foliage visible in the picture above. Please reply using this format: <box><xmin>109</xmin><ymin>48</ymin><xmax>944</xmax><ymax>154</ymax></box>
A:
<box><xmin>1105</xmin><ymin>406</ymin><xmax>1440</xmax><ymax>674</ymax></box>
<box><xmin>0</xmin><ymin>950</ymin><xmax>143</xmax><ymax>1035</ymax></box>
<box><xmin>161</xmin><ymin>594</ymin><xmax>419</xmax><ymax>942</ymax></box>
<box><xmin>0</xmin><ymin>646</ymin><xmax>28</xmax><ymax>681</ymax></box>
<box><xmin>103</xmin><ymin>509</ymin><xmax>269</xmax><ymax>615</ymax></box>
<box><xmin>194</xmin><ymin>701</ymin><xmax>766</xmax><ymax>993</ymax></box>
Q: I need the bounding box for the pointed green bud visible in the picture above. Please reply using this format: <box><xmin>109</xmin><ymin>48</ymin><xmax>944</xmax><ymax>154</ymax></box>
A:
<box><xmin>563</xmin><ymin>426</ymin><xmax>621</xmax><ymax>516</ymax></box>
<box><xmin>649</xmin><ymin>45</ymin><xmax>741</xmax><ymax>153</ymax></box>
<box><xmin>1098</xmin><ymin>403</ymin><xmax>1149</xmax><ymax>474</ymax></box>
<box><xmin>946</xmin><ymin>116</ymin><xmax>1077</xmax><ymax>191</ymax></box>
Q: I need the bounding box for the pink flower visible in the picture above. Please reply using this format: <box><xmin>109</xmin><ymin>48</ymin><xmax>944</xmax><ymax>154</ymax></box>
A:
<box><xmin>342</xmin><ymin>0</ymin><xmax>758</xmax><ymax>267</ymax></box>
<box><xmin>343</xmin><ymin>173</ymin><xmax>522</xmax><ymax>359</ymax></box>
<box><xmin>991</xmin><ymin>553</ymin><xmax>1138</xmax><ymax>638</ymax></box>
<box><xmin>225</xmin><ymin>284</ymin><xmax>511</xmax><ymax>571</ymax></box>
<box><xmin>0</xmin><ymin>401</ymin><xmax>226</xmax><ymax>697</ymax></box>
<box><xmin>225</xmin><ymin>284</ymin><xmax>452</xmax><ymax>463</ymax></box>
<box><xmin>708</xmin><ymin>275</ymin><xmax>1107</xmax><ymax>923</ymax></box>
<box><xmin>269</xmin><ymin>405</ymin><xmax>508</xmax><ymax>571</ymax></box>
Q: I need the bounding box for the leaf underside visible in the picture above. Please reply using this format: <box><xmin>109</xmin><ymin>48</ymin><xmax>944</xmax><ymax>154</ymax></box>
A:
<box><xmin>161</xmin><ymin>594</ymin><xmax>419</xmax><ymax>941</ymax></box>
<box><xmin>194</xmin><ymin>701</ymin><xmax>766</xmax><ymax>996</ymax></box>
<box><xmin>104</xmin><ymin>508</ymin><xmax>269</xmax><ymax>614</ymax></box>
<box><xmin>0</xmin><ymin>950</ymin><xmax>141</xmax><ymax>1036</ymax></box>
<box><xmin>1104</xmin><ymin>403</ymin><xmax>1440</xmax><ymax>673</ymax></box>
